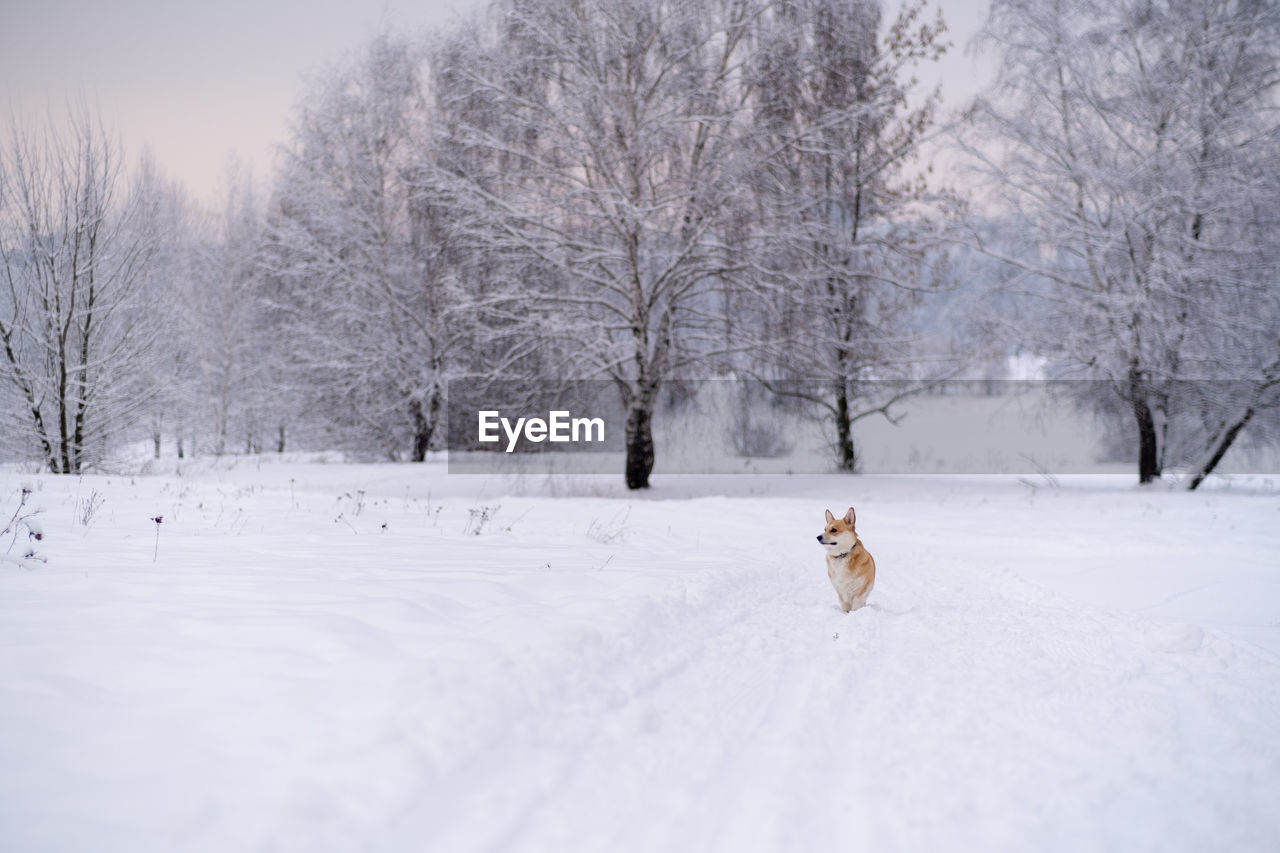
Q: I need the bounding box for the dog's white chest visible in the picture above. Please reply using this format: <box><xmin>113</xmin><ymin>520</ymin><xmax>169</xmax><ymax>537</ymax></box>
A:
<box><xmin>826</xmin><ymin>554</ymin><xmax>872</xmax><ymax>611</ymax></box>
<box><xmin>826</xmin><ymin>559</ymin><xmax>857</xmax><ymax>590</ymax></box>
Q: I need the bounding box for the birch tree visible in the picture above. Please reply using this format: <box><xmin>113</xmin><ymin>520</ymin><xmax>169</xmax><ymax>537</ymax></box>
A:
<box><xmin>747</xmin><ymin>0</ymin><xmax>954</xmax><ymax>471</ymax></box>
<box><xmin>965</xmin><ymin>0</ymin><xmax>1280</xmax><ymax>486</ymax></box>
<box><xmin>0</xmin><ymin>109</ymin><xmax>166</xmax><ymax>472</ymax></box>
<box><xmin>184</xmin><ymin>165</ymin><xmax>279</xmax><ymax>455</ymax></box>
<box><xmin>136</xmin><ymin>165</ymin><xmax>197</xmax><ymax>460</ymax></box>
<box><xmin>433</xmin><ymin>0</ymin><xmax>765</xmax><ymax>489</ymax></box>
<box><xmin>266</xmin><ymin>35</ymin><xmax>471</xmax><ymax>461</ymax></box>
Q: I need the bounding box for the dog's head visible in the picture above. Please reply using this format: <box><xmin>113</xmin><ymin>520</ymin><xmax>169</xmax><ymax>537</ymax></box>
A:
<box><xmin>816</xmin><ymin>507</ymin><xmax>859</xmax><ymax>554</ymax></box>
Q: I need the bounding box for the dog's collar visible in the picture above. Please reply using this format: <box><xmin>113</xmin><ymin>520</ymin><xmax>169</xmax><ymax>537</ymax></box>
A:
<box><xmin>830</xmin><ymin>542</ymin><xmax>858</xmax><ymax>560</ymax></box>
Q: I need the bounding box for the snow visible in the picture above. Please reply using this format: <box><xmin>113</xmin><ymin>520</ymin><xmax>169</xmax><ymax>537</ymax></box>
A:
<box><xmin>2</xmin><ymin>458</ymin><xmax>1279</xmax><ymax>852</ymax></box>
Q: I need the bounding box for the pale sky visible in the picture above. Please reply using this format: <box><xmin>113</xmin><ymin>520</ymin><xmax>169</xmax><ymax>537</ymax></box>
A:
<box><xmin>0</xmin><ymin>0</ymin><xmax>993</xmax><ymax>202</ymax></box>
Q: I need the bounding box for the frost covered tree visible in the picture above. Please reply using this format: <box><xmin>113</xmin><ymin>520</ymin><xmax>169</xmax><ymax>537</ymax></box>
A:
<box><xmin>746</xmin><ymin>0</ymin><xmax>954</xmax><ymax>471</ymax></box>
<box><xmin>432</xmin><ymin>0</ymin><xmax>960</xmax><ymax>483</ymax></box>
<box><xmin>184</xmin><ymin>164</ymin><xmax>284</xmax><ymax>456</ymax></box>
<box><xmin>964</xmin><ymin>0</ymin><xmax>1280</xmax><ymax>486</ymax></box>
<box><xmin>0</xmin><ymin>109</ymin><xmax>167</xmax><ymax>473</ymax></box>
<box><xmin>433</xmin><ymin>0</ymin><xmax>776</xmax><ymax>489</ymax></box>
<box><xmin>266</xmin><ymin>35</ymin><xmax>472</xmax><ymax>461</ymax></box>
<box><xmin>135</xmin><ymin>166</ymin><xmax>198</xmax><ymax>461</ymax></box>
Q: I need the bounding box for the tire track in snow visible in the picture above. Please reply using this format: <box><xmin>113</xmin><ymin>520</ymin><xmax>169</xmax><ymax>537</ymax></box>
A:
<box><xmin>408</xmin><ymin>530</ymin><xmax>894</xmax><ymax>852</ymax></box>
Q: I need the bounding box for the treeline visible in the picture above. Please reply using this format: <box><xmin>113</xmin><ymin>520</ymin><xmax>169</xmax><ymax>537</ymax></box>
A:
<box><xmin>2</xmin><ymin>0</ymin><xmax>1277</xmax><ymax>489</ymax></box>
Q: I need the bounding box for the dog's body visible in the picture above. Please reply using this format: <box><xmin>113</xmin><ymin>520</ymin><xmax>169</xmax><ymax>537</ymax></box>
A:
<box><xmin>817</xmin><ymin>507</ymin><xmax>876</xmax><ymax>612</ymax></box>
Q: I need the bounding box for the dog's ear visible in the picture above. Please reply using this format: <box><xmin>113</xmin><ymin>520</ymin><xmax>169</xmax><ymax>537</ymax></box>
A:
<box><xmin>824</xmin><ymin>509</ymin><xmax>835</xmax><ymax>524</ymax></box>
<box><xmin>843</xmin><ymin>507</ymin><xmax>856</xmax><ymax>526</ymax></box>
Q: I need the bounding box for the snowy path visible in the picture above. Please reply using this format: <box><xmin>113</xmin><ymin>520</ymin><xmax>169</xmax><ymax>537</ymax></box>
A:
<box><xmin>412</xmin><ymin>503</ymin><xmax>1280</xmax><ymax>853</ymax></box>
<box><xmin>2</xmin><ymin>466</ymin><xmax>1279</xmax><ymax>851</ymax></box>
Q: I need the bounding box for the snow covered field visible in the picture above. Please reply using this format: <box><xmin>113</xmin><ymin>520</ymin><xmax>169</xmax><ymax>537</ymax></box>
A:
<box><xmin>2</xmin><ymin>458</ymin><xmax>1279</xmax><ymax>852</ymax></box>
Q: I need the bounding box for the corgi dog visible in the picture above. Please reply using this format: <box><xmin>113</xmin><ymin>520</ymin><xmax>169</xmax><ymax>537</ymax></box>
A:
<box><xmin>817</xmin><ymin>507</ymin><xmax>876</xmax><ymax>612</ymax></box>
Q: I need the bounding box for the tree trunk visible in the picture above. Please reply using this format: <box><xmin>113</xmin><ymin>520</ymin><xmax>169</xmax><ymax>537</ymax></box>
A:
<box><xmin>277</xmin><ymin>424</ymin><xmax>287</xmax><ymax>454</ymax></box>
<box><xmin>624</xmin><ymin>400</ymin><xmax>655</xmax><ymax>490</ymax></box>
<box><xmin>1133</xmin><ymin>400</ymin><xmax>1160</xmax><ymax>484</ymax></box>
<box><xmin>57</xmin><ymin>357</ymin><xmax>73</xmax><ymax>473</ymax></box>
<box><xmin>1129</xmin><ymin>368</ymin><xmax>1160</xmax><ymax>484</ymax></box>
<box><xmin>835</xmin><ymin>380</ymin><xmax>857</xmax><ymax>472</ymax></box>
<box><xmin>410</xmin><ymin>401</ymin><xmax>429</xmax><ymax>462</ymax></box>
<box><xmin>1187</xmin><ymin>408</ymin><xmax>1254</xmax><ymax>491</ymax></box>
<box><xmin>409</xmin><ymin>390</ymin><xmax>440</xmax><ymax>463</ymax></box>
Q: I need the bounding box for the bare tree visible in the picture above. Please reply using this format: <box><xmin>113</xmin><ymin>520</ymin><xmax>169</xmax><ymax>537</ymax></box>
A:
<box><xmin>265</xmin><ymin>35</ymin><xmax>472</xmax><ymax>461</ymax></box>
<box><xmin>180</xmin><ymin>162</ymin><xmax>278</xmax><ymax>456</ymax></box>
<box><xmin>0</xmin><ymin>108</ymin><xmax>166</xmax><ymax>473</ymax></box>
<box><xmin>747</xmin><ymin>0</ymin><xmax>955</xmax><ymax>471</ymax></box>
<box><xmin>136</xmin><ymin>166</ymin><xmax>197</xmax><ymax>461</ymax></box>
<box><xmin>434</xmin><ymin>0</ymin><xmax>772</xmax><ymax>488</ymax></box>
<box><xmin>964</xmin><ymin>0</ymin><xmax>1280</xmax><ymax>486</ymax></box>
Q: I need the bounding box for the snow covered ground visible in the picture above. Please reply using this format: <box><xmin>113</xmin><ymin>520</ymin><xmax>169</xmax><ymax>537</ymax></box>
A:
<box><xmin>2</xmin><ymin>457</ymin><xmax>1278</xmax><ymax>852</ymax></box>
